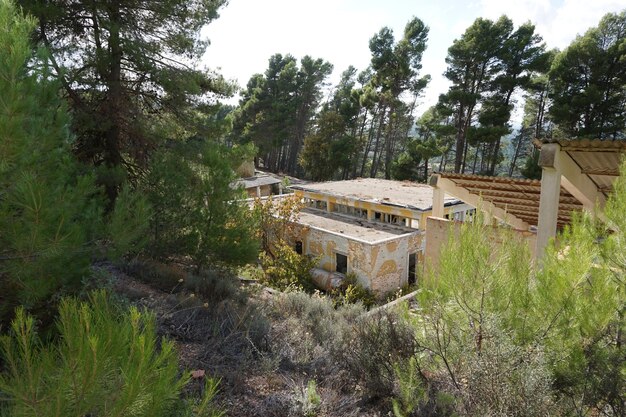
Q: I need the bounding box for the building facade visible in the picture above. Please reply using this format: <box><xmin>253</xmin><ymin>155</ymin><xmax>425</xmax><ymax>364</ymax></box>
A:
<box><xmin>289</xmin><ymin>179</ymin><xmax>473</xmax><ymax>294</ymax></box>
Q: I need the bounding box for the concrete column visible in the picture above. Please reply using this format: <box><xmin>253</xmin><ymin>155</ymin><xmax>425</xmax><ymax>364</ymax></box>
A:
<box><xmin>256</xmin><ymin>186</ymin><xmax>261</xmax><ymax>197</ymax></box>
<box><xmin>279</xmin><ymin>183</ymin><xmax>283</xmax><ymax>195</ymax></box>
<box><xmin>367</xmin><ymin>209</ymin><xmax>375</xmax><ymax>221</ymax></box>
<box><xmin>326</xmin><ymin>200</ymin><xmax>334</xmax><ymax>213</ymax></box>
<box><xmin>432</xmin><ymin>186</ymin><xmax>445</xmax><ymax>218</ymax></box>
<box><xmin>536</xmin><ymin>166</ymin><xmax>561</xmax><ymax>260</ymax></box>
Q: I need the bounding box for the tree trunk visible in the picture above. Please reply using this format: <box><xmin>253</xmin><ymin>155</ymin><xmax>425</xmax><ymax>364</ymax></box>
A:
<box><xmin>383</xmin><ymin>107</ymin><xmax>396</xmax><ymax>179</ymax></box>
<box><xmin>353</xmin><ymin>107</ymin><xmax>368</xmax><ymax>178</ymax></box>
<box><xmin>454</xmin><ymin>105</ymin><xmax>465</xmax><ymax>173</ymax></box>
<box><xmin>370</xmin><ymin>106</ymin><xmax>387</xmax><ymax>178</ymax></box>
<box><xmin>104</xmin><ymin>7</ymin><xmax>123</xmax><ymax>206</ymax></box>
<box><xmin>360</xmin><ymin>110</ymin><xmax>377</xmax><ymax>177</ymax></box>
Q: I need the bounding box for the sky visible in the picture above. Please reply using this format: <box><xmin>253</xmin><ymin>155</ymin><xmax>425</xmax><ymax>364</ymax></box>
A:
<box><xmin>202</xmin><ymin>0</ymin><xmax>625</xmax><ymax>114</ymax></box>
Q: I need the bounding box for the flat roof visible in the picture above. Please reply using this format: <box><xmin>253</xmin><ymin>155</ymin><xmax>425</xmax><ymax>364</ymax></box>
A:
<box><xmin>235</xmin><ymin>175</ymin><xmax>282</xmax><ymax>189</ymax></box>
<box><xmin>297</xmin><ymin>208</ymin><xmax>416</xmax><ymax>244</ymax></box>
<box><xmin>291</xmin><ymin>178</ymin><xmax>461</xmax><ymax>211</ymax></box>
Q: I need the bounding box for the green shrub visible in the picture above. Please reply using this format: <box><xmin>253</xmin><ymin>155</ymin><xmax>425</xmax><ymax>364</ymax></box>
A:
<box><xmin>0</xmin><ymin>290</ymin><xmax>218</xmax><ymax>417</ymax></box>
<box><xmin>458</xmin><ymin>320</ymin><xmax>554</xmax><ymax>416</ymax></box>
<box><xmin>334</xmin><ymin>309</ymin><xmax>417</xmax><ymax>398</ymax></box>
<box><xmin>392</xmin><ymin>357</ymin><xmax>428</xmax><ymax>417</ymax></box>
<box><xmin>259</xmin><ymin>244</ymin><xmax>318</xmax><ymax>291</ymax></box>
<box><xmin>331</xmin><ymin>272</ymin><xmax>377</xmax><ymax>308</ymax></box>
<box><xmin>145</xmin><ymin>141</ymin><xmax>258</xmax><ymax>271</ymax></box>
<box><xmin>268</xmin><ymin>291</ymin><xmax>363</xmax><ymax>368</ymax></box>
<box><xmin>183</xmin><ymin>267</ymin><xmax>240</xmax><ymax>303</ymax></box>
<box><xmin>291</xmin><ymin>379</ymin><xmax>322</xmax><ymax>417</ymax></box>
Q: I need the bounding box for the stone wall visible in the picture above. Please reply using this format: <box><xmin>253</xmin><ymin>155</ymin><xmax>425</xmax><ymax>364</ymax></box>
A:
<box><xmin>297</xmin><ymin>225</ymin><xmax>422</xmax><ymax>295</ymax></box>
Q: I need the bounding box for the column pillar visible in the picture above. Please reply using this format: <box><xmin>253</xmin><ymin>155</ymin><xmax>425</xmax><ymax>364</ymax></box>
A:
<box><xmin>536</xmin><ymin>165</ymin><xmax>561</xmax><ymax>260</ymax></box>
<box><xmin>432</xmin><ymin>186</ymin><xmax>445</xmax><ymax>218</ymax></box>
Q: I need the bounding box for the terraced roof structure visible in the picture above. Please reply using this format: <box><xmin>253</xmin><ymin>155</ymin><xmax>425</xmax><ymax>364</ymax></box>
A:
<box><xmin>435</xmin><ymin>173</ymin><xmax>583</xmax><ymax>229</ymax></box>
<box><xmin>535</xmin><ymin>138</ymin><xmax>626</xmax><ymax>199</ymax></box>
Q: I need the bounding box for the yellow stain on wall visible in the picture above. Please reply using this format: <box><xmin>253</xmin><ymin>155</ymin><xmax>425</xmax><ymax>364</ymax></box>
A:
<box><xmin>326</xmin><ymin>240</ymin><xmax>336</xmax><ymax>256</ymax></box>
<box><xmin>385</xmin><ymin>241</ymin><xmax>399</xmax><ymax>252</ymax></box>
<box><xmin>371</xmin><ymin>246</ymin><xmax>380</xmax><ymax>269</ymax></box>
<box><xmin>408</xmin><ymin>234</ymin><xmax>421</xmax><ymax>250</ymax></box>
<box><xmin>378</xmin><ymin>260</ymin><xmax>398</xmax><ymax>275</ymax></box>
<box><xmin>309</xmin><ymin>240</ymin><xmax>323</xmax><ymax>255</ymax></box>
<box><xmin>322</xmin><ymin>262</ymin><xmax>332</xmax><ymax>271</ymax></box>
<box><xmin>349</xmin><ymin>240</ymin><xmax>369</xmax><ymax>273</ymax></box>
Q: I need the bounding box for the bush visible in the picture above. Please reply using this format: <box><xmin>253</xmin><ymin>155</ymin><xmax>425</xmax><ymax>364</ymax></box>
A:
<box><xmin>259</xmin><ymin>244</ymin><xmax>318</xmax><ymax>291</ymax></box>
<box><xmin>145</xmin><ymin>141</ymin><xmax>258</xmax><ymax>271</ymax></box>
<box><xmin>124</xmin><ymin>257</ymin><xmax>187</xmax><ymax>292</ymax></box>
<box><xmin>0</xmin><ymin>290</ymin><xmax>222</xmax><ymax>417</ymax></box>
<box><xmin>291</xmin><ymin>379</ymin><xmax>322</xmax><ymax>417</ymax></box>
<box><xmin>331</xmin><ymin>272</ymin><xmax>377</xmax><ymax>308</ymax></box>
<box><xmin>183</xmin><ymin>267</ymin><xmax>240</xmax><ymax>303</ymax></box>
<box><xmin>267</xmin><ymin>291</ymin><xmax>363</xmax><ymax>370</ymax></box>
<box><xmin>458</xmin><ymin>319</ymin><xmax>555</xmax><ymax>416</ymax></box>
<box><xmin>334</xmin><ymin>309</ymin><xmax>417</xmax><ymax>399</ymax></box>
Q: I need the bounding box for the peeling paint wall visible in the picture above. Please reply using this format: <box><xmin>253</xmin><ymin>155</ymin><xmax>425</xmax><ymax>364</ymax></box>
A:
<box><xmin>368</xmin><ymin>236</ymin><xmax>421</xmax><ymax>294</ymax></box>
<box><xmin>294</xmin><ymin>223</ymin><xmax>422</xmax><ymax>295</ymax></box>
<box><xmin>245</xmin><ymin>184</ymin><xmax>273</xmax><ymax>198</ymax></box>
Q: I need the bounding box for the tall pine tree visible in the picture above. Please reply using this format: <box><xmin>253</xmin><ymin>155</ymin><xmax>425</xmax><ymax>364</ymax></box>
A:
<box><xmin>0</xmin><ymin>0</ymin><xmax>148</xmax><ymax>327</ymax></box>
<box><xmin>19</xmin><ymin>0</ymin><xmax>233</xmax><ymax>202</ymax></box>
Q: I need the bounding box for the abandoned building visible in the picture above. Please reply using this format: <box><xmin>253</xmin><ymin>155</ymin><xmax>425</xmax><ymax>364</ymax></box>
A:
<box><xmin>236</xmin><ymin>174</ymin><xmax>283</xmax><ymax>198</ymax></box>
<box><xmin>253</xmin><ymin>138</ymin><xmax>624</xmax><ymax>295</ymax></box>
<box><xmin>287</xmin><ymin>178</ymin><xmax>474</xmax><ymax>294</ymax></box>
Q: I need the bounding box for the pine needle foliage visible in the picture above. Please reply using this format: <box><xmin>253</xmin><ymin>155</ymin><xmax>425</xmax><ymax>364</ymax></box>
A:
<box><xmin>0</xmin><ymin>0</ymin><xmax>150</xmax><ymax>328</ymax></box>
<box><xmin>0</xmin><ymin>0</ymin><xmax>99</xmax><ymax>325</ymax></box>
<box><xmin>145</xmin><ymin>140</ymin><xmax>258</xmax><ymax>271</ymax></box>
<box><xmin>0</xmin><ymin>291</ymin><xmax>187</xmax><ymax>417</ymax></box>
<box><xmin>396</xmin><ymin>167</ymin><xmax>626</xmax><ymax>414</ymax></box>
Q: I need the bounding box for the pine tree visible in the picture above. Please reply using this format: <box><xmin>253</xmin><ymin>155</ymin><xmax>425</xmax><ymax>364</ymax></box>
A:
<box><xmin>0</xmin><ymin>291</ymin><xmax>224</xmax><ymax>417</ymax></box>
<box><xmin>146</xmin><ymin>140</ymin><xmax>258</xmax><ymax>272</ymax></box>
<box><xmin>549</xmin><ymin>11</ymin><xmax>626</xmax><ymax>139</ymax></box>
<box><xmin>0</xmin><ymin>0</ymin><xmax>149</xmax><ymax>328</ymax></box>
<box><xmin>0</xmin><ymin>0</ymin><xmax>100</xmax><ymax>326</ymax></box>
<box><xmin>18</xmin><ymin>0</ymin><xmax>233</xmax><ymax>202</ymax></box>
<box><xmin>232</xmin><ymin>54</ymin><xmax>332</xmax><ymax>175</ymax></box>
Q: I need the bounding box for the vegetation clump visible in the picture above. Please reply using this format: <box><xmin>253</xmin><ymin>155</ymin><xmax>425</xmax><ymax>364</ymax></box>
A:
<box><xmin>0</xmin><ymin>291</ymin><xmax>223</xmax><ymax>417</ymax></box>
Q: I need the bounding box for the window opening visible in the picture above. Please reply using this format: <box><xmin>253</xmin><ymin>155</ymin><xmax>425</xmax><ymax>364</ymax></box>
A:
<box><xmin>408</xmin><ymin>253</ymin><xmax>417</xmax><ymax>285</ymax></box>
<box><xmin>336</xmin><ymin>253</ymin><xmax>348</xmax><ymax>275</ymax></box>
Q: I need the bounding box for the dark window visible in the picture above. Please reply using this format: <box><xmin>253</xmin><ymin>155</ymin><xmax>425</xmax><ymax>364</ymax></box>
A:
<box><xmin>408</xmin><ymin>253</ymin><xmax>417</xmax><ymax>285</ymax></box>
<box><xmin>295</xmin><ymin>241</ymin><xmax>303</xmax><ymax>255</ymax></box>
<box><xmin>336</xmin><ymin>253</ymin><xmax>348</xmax><ymax>274</ymax></box>
<box><xmin>375</xmin><ymin>212</ymin><xmax>381</xmax><ymax>220</ymax></box>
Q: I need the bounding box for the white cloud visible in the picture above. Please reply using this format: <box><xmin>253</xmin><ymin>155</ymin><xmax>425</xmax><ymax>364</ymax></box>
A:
<box><xmin>202</xmin><ymin>0</ymin><xmax>625</xmax><ymax>107</ymax></box>
<box><xmin>480</xmin><ymin>0</ymin><xmax>624</xmax><ymax>49</ymax></box>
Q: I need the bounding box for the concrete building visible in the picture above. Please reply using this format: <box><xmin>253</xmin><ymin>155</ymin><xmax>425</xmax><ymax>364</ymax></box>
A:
<box><xmin>236</xmin><ymin>175</ymin><xmax>283</xmax><ymax>198</ymax></box>
<box><xmin>289</xmin><ymin>178</ymin><xmax>473</xmax><ymax>294</ymax></box>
